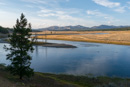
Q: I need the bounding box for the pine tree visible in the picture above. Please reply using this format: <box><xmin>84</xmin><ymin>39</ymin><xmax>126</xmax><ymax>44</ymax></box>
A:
<box><xmin>4</xmin><ymin>13</ymin><xmax>34</xmax><ymax>79</ymax></box>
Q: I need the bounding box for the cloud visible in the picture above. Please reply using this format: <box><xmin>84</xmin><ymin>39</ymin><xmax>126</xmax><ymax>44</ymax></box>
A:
<box><xmin>37</xmin><ymin>8</ymin><xmax>81</xmax><ymax>21</ymax></box>
<box><xmin>114</xmin><ymin>7</ymin><xmax>126</xmax><ymax>13</ymax></box>
<box><xmin>127</xmin><ymin>2</ymin><xmax>130</xmax><ymax>4</ymax></box>
<box><xmin>26</xmin><ymin>8</ymin><xmax>100</xmax><ymax>28</ymax></box>
<box><xmin>21</xmin><ymin>0</ymin><xmax>68</xmax><ymax>8</ymax></box>
<box><xmin>126</xmin><ymin>2</ymin><xmax>130</xmax><ymax>10</ymax></box>
<box><xmin>28</xmin><ymin>16</ymin><xmax>99</xmax><ymax>28</ymax></box>
<box><xmin>92</xmin><ymin>0</ymin><xmax>128</xmax><ymax>13</ymax></box>
<box><xmin>86</xmin><ymin>10</ymin><xmax>119</xmax><ymax>25</ymax></box>
<box><xmin>92</xmin><ymin>0</ymin><xmax>120</xmax><ymax>8</ymax></box>
<box><xmin>87</xmin><ymin>10</ymin><xmax>111</xmax><ymax>18</ymax></box>
<box><xmin>21</xmin><ymin>0</ymin><xmax>47</xmax><ymax>4</ymax></box>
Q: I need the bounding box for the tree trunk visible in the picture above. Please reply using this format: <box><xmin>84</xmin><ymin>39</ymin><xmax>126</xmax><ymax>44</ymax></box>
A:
<box><xmin>20</xmin><ymin>72</ymin><xmax>23</xmax><ymax>80</ymax></box>
<box><xmin>20</xmin><ymin>75</ymin><xmax>22</xmax><ymax>79</ymax></box>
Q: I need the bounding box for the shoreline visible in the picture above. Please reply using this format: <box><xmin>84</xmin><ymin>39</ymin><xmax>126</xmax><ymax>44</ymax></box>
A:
<box><xmin>33</xmin><ymin>42</ymin><xmax>77</xmax><ymax>48</ymax></box>
<box><xmin>0</xmin><ymin>38</ymin><xmax>77</xmax><ymax>48</ymax></box>
<box><xmin>2</xmin><ymin>30</ymin><xmax>130</xmax><ymax>46</ymax></box>
<box><xmin>1</xmin><ymin>37</ymin><xmax>130</xmax><ymax>46</ymax></box>
<box><xmin>0</xmin><ymin>64</ymin><xmax>130</xmax><ymax>87</ymax></box>
<box><xmin>35</xmin><ymin>31</ymin><xmax>130</xmax><ymax>46</ymax></box>
<box><xmin>37</xmin><ymin>38</ymin><xmax>130</xmax><ymax>46</ymax></box>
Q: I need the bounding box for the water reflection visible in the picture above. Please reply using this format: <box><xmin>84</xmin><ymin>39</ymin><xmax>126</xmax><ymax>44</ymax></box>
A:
<box><xmin>34</xmin><ymin>45</ymin><xmax>48</xmax><ymax>59</ymax></box>
<box><xmin>1</xmin><ymin>40</ymin><xmax>130</xmax><ymax>77</ymax></box>
<box><xmin>66</xmin><ymin>57</ymin><xmax>109</xmax><ymax>76</ymax></box>
<box><xmin>35</xmin><ymin>45</ymin><xmax>38</xmax><ymax>56</ymax></box>
<box><xmin>45</xmin><ymin>47</ymin><xmax>48</xmax><ymax>58</ymax></box>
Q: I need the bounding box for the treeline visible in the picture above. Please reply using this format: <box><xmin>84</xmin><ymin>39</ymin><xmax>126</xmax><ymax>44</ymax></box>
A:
<box><xmin>86</xmin><ymin>27</ymin><xmax>130</xmax><ymax>31</ymax></box>
<box><xmin>0</xmin><ymin>26</ymin><xmax>10</xmax><ymax>34</ymax></box>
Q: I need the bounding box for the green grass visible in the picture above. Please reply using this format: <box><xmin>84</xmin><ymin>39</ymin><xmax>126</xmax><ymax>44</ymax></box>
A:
<box><xmin>0</xmin><ymin>64</ymin><xmax>130</xmax><ymax>87</ymax></box>
<box><xmin>37</xmin><ymin>73</ymin><xmax>130</xmax><ymax>87</ymax></box>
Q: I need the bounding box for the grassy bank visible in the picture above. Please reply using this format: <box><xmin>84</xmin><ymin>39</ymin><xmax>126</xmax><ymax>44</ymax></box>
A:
<box><xmin>37</xmin><ymin>37</ymin><xmax>130</xmax><ymax>46</ymax></box>
<box><xmin>35</xmin><ymin>31</ymin><xmax>130</xmax><ymax>46</ymax></box>
<box><xmin>0</xmin><ymin>64</ymin><xmax>130</xmax><ymax>87</ymax></box>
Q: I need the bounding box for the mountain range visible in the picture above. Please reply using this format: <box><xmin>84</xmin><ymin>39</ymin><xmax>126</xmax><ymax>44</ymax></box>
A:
<box><xmin>37</xmin><ymin>25</ymin><xmax>130</xmax><ymax>31</ymax></box>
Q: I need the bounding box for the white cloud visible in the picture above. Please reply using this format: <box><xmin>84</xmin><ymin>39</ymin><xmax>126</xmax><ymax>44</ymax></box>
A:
<box><xmin>25</xmin><ymin>8</ymin><xmax>100</xmax><ymax>28</ymax></box>
<box><xmin>92</xmin><ymin>0</ymin><xmax>127</xmax><ymax>13</ymax></box>
<box><xmin>126</xmin><ymin>2</ymin><xmax>130</xmax><ymax>10</ymax></box>
<box><xmin>21</xmin><ymin>0</ymin><xmax>47</xmax><ymax>4</ymax></box>
<box><xmin>86</xmin><ymin>10</ymin><xmax>119</xmax><ymax>25</ymax></box>
<box><xmin>21</xmin><ymin>0</ymin><xmax>68</xmax><ymax>8</ymax></box>
<box><xmin>28</xmin><ymin>16</ymin><xmax>99</xmax><ymax>28</ymax></box>
<box><xmin>114</xmin><ymin>7</ymin><xmax>126</xmax><ymax>13</ymax></box>
<box><xmin>92</xmin><ymin>0</ymin><xmax>120</xmax><ymax>8</ymax></box>
<box><xmin>87</xmin><ymin>10</ymin><xmax>110</xmax><ymax>18</ymax></box>
<box><xmin>37</xmin><ymin>8</ymin><xmax>81</xmax><ymax>21</ymax></box>
<box><xmin>127</xmin><ymin>2</ymin><xmax>130</xmax><ymax>4</ymax></box>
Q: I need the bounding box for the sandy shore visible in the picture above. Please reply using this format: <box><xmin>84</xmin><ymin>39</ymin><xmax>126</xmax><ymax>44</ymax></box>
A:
<box><xmin>35</xmin><ymin>31</ymin><xmax>130</xmax><ymax>45</ymax></box>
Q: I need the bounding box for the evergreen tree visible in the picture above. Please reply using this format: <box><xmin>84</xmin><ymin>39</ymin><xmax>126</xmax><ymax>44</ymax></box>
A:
<box><xmin>4</xmin><ymin>13</ymin><xmax>34</xmax><ymax>79</ymax></box>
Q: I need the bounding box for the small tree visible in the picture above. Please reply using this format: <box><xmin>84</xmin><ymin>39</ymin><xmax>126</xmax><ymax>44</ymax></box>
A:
<box><xmin>4</xmin><ymin>13</ymin><xmax>34</xmax><ymax>79</ymax></box>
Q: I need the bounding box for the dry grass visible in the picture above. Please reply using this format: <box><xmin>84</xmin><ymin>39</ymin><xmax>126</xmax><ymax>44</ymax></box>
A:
<box><xmin>34</xmin><ymin>31</ymin><xmax>130</xmax><ymax>45</ymax></box>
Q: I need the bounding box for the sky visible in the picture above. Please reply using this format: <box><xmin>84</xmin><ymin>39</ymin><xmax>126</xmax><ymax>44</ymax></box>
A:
<box><xmin>0</xmin><ymin>0</ymin><xmax>130</xmax><ymax>28</ymax></box>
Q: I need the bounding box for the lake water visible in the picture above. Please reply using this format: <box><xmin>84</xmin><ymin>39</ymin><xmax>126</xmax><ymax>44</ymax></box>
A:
<box><xmin>0</xmin><ymin>40</ymin><xmax>130</xmax><ymax>77</ymax></box>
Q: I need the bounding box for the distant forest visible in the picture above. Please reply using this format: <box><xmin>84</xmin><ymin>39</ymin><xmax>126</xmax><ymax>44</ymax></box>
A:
<box><xmin>0</xmin><ymin>26</ymin><xmax>10</xmax><ymax>34</ymax></box>
<box><xmin>1</xmin><ymin>25</ymin><xmax>130</xmax><ymax>33</ymax></box>
<box><xmin>90</xmin><ymin>27</ymin><xmax>130</xmax><ymax>31</ymax></box>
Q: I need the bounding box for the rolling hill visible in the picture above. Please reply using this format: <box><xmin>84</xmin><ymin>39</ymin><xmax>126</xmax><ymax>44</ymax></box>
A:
<box><xmin>37</xmin><ymin>25</ymin><xmax>130</xmax><ymax>31</ymax></box>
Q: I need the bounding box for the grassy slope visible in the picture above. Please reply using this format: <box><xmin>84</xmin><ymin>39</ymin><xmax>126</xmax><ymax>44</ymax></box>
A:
<box><xmin>1</xmin><ymin>64</ymin><xmax>130</xmax><ymax>87</ymax></box>
<box><xmin>0</xmin><ymin>64</ymin><xmax>78</xmax><ymax>87</ymax></box>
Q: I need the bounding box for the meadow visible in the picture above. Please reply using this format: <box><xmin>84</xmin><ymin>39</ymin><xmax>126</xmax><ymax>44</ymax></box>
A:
<box><xmin>34</xmin><ymin>30</ymin><xmax>130</xmax><ymax>45</ymax></box>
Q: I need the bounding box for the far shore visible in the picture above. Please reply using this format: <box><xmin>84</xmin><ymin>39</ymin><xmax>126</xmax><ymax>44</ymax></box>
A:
<box><xmin>34</xmin><ymin>31</ymin><xmax>130</xmax><ymax>46</ymax></box>
<box><xmin>1</xmin><ymin>30</ymin><xmax>130</xmax><ymax>46</ymax></box>
<box><xmin>39</xmin><ymin>38</ymin><xmax>130</xmax><ymax>46</ymax></box>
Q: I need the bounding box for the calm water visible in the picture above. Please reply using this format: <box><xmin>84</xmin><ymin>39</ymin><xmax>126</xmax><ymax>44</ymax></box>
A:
<box><xmin>0</xmin><ymin>40</ymin><xmax>130</xmax><ymax>77</ymax></box>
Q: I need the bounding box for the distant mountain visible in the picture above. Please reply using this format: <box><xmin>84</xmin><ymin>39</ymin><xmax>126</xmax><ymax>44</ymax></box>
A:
<box><xmin>38</xmin><ymin>25</ymin><xmax>90</xmax><ymax>31</ymax></box>
<box><xmin>91</xmin><ymin>25</ymin><xmax>129</xmax><ymax>29</ymax></box>
<box><xmin>35</xmin><ymin>25</ymin><xmax>130</xmax><ymax>31</ymax></box>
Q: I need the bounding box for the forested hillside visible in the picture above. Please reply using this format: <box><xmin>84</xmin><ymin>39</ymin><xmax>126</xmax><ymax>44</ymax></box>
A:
<box><xmin>0</xmin><ymin>26</ymin><xmax>9</xmax><ymax>34</ymax></box>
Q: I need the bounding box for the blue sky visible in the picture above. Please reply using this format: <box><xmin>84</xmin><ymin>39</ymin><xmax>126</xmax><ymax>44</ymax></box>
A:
<box><xmin>0</xmin><ymin>0</ymin><xmax>130</xmax><ymax>28</ymax></box>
